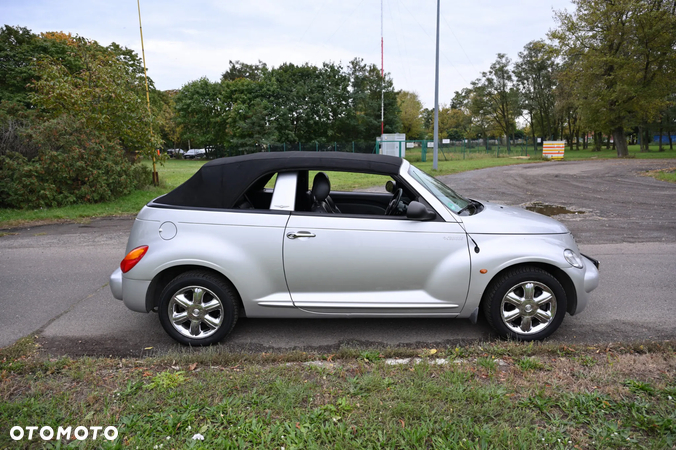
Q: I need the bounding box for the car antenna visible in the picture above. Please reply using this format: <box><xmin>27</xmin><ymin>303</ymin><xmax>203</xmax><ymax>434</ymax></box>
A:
<box><xmin>468</xmin><ymin>235</ymin><xmax>480</xmax><ymax>253</ymax></box>
<box><xmin>457</xmin><ymin>220</ymin><xmax>481</xmax><ymax>253</ymax></box>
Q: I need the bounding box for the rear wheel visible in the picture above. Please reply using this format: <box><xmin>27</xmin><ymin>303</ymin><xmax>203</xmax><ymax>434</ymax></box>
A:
<box><xmin>483</xmin><ymin>266</ymin><xmax>567</xmax><ymax>341</ymax></box>
<box><xmin>158</xmin><ymin>270</ymin><xmax>239</xmax><ymax>346</ymax></box>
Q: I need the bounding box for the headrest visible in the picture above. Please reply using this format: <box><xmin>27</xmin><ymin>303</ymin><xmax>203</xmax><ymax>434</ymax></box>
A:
<box><xmin>311</xmin><ymin>172</ymin><xmax>331</xmax><ymax>202</ymax></box>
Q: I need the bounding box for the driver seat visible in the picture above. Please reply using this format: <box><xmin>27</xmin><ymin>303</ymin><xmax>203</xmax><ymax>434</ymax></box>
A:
<box><xmin>311</xmin><ymin>172</ymin><xmax>341</xmax><ymax>213</ymax></box>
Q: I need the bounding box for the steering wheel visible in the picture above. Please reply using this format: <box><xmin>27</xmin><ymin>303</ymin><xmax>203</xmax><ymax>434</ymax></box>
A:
<box><xmin>385</xmin><ymin>188</ymin><xmax>403</xmax><ymax>215</ymax></box>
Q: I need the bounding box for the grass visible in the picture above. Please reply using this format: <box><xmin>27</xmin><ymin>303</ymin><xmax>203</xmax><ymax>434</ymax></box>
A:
<box><xmin>1</xmin><ymin>144</ymin><xmax>675</xmax><ymax>228</ymax></box>
<box><xmin>0</xmin><ymin>338</ymin><xmax>674</xmax><ymax>448</ymax></box>
<box><xmin>643</xmin><ymin>167</ymin><xmax>676</xmax><ymax>184</ymax></box>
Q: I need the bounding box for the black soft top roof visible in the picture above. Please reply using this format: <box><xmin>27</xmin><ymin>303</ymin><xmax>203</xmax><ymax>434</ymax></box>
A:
<box><xmin>153</xmin><ymin>151</ymin><xmax>403</xmax><ymax>209</ymax></box>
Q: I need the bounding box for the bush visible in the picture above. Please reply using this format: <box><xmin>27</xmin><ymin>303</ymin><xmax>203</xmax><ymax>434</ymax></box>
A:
<box><xmin>0</xmin><ymin>115</ymin><xmax>150</xmax><ymax>209</ymax></box>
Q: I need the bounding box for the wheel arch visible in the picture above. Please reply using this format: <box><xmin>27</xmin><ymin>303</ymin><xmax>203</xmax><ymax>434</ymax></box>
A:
<box><xmin>479</xmin><ymin>262</ymin><xmax>577</xmax><ymax>316</ymax></box>
<box><xmin>145</xmin><ymin>265</ymin><xmax>246</xmax><ymax>316</ymax></box>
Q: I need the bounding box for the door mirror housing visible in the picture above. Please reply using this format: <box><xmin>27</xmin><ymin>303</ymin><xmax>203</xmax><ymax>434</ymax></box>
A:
<box><xmin>406</xmin><ymin>201</ymin><xmax>437</xmax><ymax>221</ymax></box>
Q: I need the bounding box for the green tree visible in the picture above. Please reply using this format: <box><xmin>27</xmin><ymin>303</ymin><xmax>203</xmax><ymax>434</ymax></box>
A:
<box><xmin>477</xmin><ymin>54</ymin><xmax>519</xmax><ymax>152</ymax></box>
<box><xmin>551</xmin><ymin>0</ymin><xmax>676</xmax><ymax>157</ymax></box>
<box><xmin>514</xmin><ymin>40</ymin><xmax>558</xmax><ymax>151</ymax></box>
<box><xmin>224</xmin><ymin>76</ymin><xmax>275</xmax><ymax>151</ymax></box>
<box><xmin>397</xmin><ymin>91</ymin><xmax>424</xmax><ymax>139</ymax></box>
<box><xmin>270</xmin><ymin>62</ymin><xmax>350</xmax><ymax>143</ymax></box>
<box><xmin>221</xmin><ymin>60</ymin><xmax>268</xmax><ymax>82</ymax></box>
<box><xmin>344</xmin><ymin>58</ymin><xmax>401</xmax><ymax>141</ymax></box>
<box><xmin>29</xmin><ymin>34</ymin><xmax>160</xmax><ymax>158</ymax></box>
<box><xmin>174</xmin><ymin>77</ymin><xmax>226</xmax><ymax>149</ymax></box>
<box><xmin>466</xmin><ymin>84</ymin><xmax>496</xmax><ymax>150</ymax></box>
<box><xmin>0</xmin><ymin>26</ymin><xmax>81</xmax><ymax>106</ymax></box>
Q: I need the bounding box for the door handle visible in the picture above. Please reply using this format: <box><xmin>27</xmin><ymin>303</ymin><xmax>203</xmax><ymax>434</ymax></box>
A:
<box><xmin>286</xmin><ymin>231</ymin><xmax>316</xmax><ymax>239</ymax></box>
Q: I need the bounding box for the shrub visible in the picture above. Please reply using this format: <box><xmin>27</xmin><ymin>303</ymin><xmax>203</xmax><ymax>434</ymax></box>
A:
<box><xmin>0</xmin><ymin>115</ymin><xmax>150</xmax><ymax>209</ymax></box>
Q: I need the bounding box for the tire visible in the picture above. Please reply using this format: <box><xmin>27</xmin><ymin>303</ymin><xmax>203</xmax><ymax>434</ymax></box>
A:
<box><xmin>158</xmin><ymin>270</ymin><xmax>239</xmax><ymax>346</ymax></box>
<box><xmin>483</xmin><ymin>266</ymin><xmax>567</xmax><ymax>341</ymax></box>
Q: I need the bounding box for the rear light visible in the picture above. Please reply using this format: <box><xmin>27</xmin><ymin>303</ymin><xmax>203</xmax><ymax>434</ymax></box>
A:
<box><xmin>120</xmin><ymin>246</ymin><xmax>149</xmax><ymax>273</ymax></box>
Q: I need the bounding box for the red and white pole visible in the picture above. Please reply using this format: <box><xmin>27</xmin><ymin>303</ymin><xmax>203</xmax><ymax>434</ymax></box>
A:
<box><xmin>381</xmin><ymin>0</ymin><xmax>384</xmax><ymax>136</ymax></box>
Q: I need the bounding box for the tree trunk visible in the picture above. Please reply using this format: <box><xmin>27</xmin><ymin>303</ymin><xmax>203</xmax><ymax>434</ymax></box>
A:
<box><xmin>613</xmin><ymin>126</ymin><xmax>629</xmax><ymax>157</ymax></box>
<box><xmin>593</xmin><ymin>131</ymin><xmax>602</xmax><ymax>152</ymax></box>
<box><xmin>667</xmin><ymin>111</ymin><xmax>673</xmax><ymax>150</ymax></box>
<box><xmin>638</xmin><ymin>124</ymin><xmax>651</xmax><ymax>152</ymax></box>
<box><xmin>605</xmin><ymin>132</ymin><xmax>611</xmax><ymax>149</ymax></box>
<box><xmin>530</xmin><ymin>111</ymin><xmax>537</xmax><ymax>155</ymax></box>
<box><xmin>658</xmin><ymin>116</ymin><xmax>664</xmax><ymax>152</ymax></box>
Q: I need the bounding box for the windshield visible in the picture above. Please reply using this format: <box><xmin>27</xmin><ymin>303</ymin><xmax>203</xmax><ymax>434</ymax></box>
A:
<box><xmin>408</xmin><ymin>165</ymin><xmax>471</xmax><ymax>214</ymax></box>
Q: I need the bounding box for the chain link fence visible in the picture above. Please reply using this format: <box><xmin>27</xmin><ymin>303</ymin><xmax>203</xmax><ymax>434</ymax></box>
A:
<box><xmin>202</xmin><ymin>139</ymin><xmax>543</xmax><ymax>160</ymax></box>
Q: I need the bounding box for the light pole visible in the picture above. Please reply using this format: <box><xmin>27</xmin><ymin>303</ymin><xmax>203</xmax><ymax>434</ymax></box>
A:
<box><xmin>433</xmin><ymin>0</ymin><xmax>440</xmax><ymax>170</ymax></box>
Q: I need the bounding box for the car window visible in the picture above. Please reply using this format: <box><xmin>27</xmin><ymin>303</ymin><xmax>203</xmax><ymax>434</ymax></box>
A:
<box><xmin>309</xmin><ymin>171</ymin><xmax>391</xmax><ymax>192</ymax></box>
<box><xmin>408</xmin><ymin>165</ymin><xmax>470</xmax><ymax>213</ymax></box>
<box><xmin>301</xmin><ymin>170</ymin><xmax>413</xmax><ymax>217</ymax></box>
<box><xmin>234</xmin><ymin>173</ymin><xmax>277</xmax><ymax>210</ymax></box>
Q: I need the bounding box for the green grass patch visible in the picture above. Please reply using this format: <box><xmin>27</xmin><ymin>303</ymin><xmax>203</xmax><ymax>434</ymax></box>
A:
<box><xmin>1</xmin><ymin>340</ymin><xmax>674</xmax><ymax>448</ymax></box>
<box><xmin>643</xmin><ymin>167</ymin><xmax>676</xmax><ymax>184</ymax></box>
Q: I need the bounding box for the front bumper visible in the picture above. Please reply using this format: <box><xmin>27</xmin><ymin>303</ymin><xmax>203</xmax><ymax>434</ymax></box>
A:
<box><xmin>570</xmin><ymin>254</ymin><xmax>600</xmax><ymax>315</ymax></box>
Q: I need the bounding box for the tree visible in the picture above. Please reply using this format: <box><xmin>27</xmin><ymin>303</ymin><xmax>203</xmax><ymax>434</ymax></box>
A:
<box><xmin>174</xmin><ymin>77</ymin><xmax>226</xmax><ymax>148</ymax></box>
<box><xmin>0</xmin><ymin>26</ymin><xmax>82</xmax><ymax>106</ymax></box>
<box><xmin>551</xmin><ymin>0</ymin><xmax>676</xmax><ymax>157</ymax></box>
<box><xmin>397</xmin><ymin>91</ymin><xmax>424</xmax><ymax>139</ymax></box>
<box><xmin>477</xmin><ymin>54</ymin><xmax>519</xmax><ymax>152</ymax></box>
<box><xmin>343</xmin><ymin>58</ymin><xmax>401</xmax><ymax>141</ymax></box>
<box><xmin>221</xmin><ymin>60</ymin><xmax>268</xmax><ymax>82</ymax></box>
<box><xmin>29</xmin><ymin>34</ymin><xmax>161</xmax><ymax>158</ymax></box>
<box><xmin>514</xmin><ymin>40</ymin><xmax>558</xmax><ymax>152</ymax></box>
<box><xmin>270</xmin><ymin>62</ymin><xmax>351</xmax><ymax>143</ymax></box>
<box><xmin>465</xmin><ymin>84</ymin><xmax>495</xmax><ymax>150</ymax></box>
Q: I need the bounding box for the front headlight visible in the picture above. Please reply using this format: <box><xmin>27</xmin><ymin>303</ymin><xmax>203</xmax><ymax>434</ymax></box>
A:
<box><xmin>564</xmin><ymin>249</ymin><xmax>583</xmax><ymax>269</ymax></box>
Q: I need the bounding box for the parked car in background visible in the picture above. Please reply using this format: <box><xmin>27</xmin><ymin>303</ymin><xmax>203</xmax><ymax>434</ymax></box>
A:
<box><xmin>184</xmin><ymin>148</ymin><xmax>206</xmax><ymax>159</ymax></box>
<box><xmin>166</xmin><ymin>148</ymin><xmax>185</xmax><ymax>158</ymax></box>
<box><xmin>110</xmin><ymin>152</ymin><xmax>599</xmax><ymax>346</ymax></box>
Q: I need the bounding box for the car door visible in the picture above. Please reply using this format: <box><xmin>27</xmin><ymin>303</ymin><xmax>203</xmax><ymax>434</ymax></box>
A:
<box><xmin>283</xmin><ymin>213</ymin><xmax>471</xmax><ymax>316</ymax></box>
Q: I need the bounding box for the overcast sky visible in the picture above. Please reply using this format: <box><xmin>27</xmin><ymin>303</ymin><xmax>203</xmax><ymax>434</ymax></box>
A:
<box><xmin>3</xmin><ymin>0</ymin><xmax>573</xmax><ymax>108</ymax></box>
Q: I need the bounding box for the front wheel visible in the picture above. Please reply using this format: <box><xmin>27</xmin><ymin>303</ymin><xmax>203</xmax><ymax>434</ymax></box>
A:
<box><xmin>482</xmin><ymin>266</ymin><xmax>567</xmax><ymax>341</ymax></box>
<box><xmin>158</xmin><ymin>270</ymin><xmax>239</xmax><ymax>346</ymax></box>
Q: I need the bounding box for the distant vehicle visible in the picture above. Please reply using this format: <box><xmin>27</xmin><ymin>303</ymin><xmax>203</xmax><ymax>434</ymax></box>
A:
<box><xmin>166</xmin><ymin>149</ymin><xmax>185</xmax><ymax>158</ymax></box>
<box><xmin>110</xmin><ymin>152</ymin><xmax>599</xmax><ymax>346</ymax></box>
<box><xmin>184</xmin><ymin>149</ymin><xmax>206</xmax><ymax>159</ymax></box>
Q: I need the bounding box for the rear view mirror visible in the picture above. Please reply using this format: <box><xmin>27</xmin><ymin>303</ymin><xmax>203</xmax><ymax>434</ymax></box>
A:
<box><xmin>406</xmin><ymin>201</ymin><xmax>436</xmax><ymax>221</ymax></box>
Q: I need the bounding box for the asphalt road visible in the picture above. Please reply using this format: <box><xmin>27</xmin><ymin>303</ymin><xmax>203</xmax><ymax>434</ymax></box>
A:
<box><xmin>1</xmin><ymin>159</ymin><xmax>675</xmax><ymax>356</ymax></box>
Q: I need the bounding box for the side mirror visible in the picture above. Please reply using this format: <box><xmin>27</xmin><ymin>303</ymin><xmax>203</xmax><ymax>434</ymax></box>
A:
<box><xmin>386</xmin><ymin>180</ymin><xmax>396</xmax><ymax>193</ymax></box>
<box><xmin>406</xmin><ymin>201</ymin><xmax>437</xmax><ymax>221</ymax></box>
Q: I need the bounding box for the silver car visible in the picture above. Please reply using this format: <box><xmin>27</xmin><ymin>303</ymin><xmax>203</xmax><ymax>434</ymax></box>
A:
<box><xmin>110</xmin><ymin>152</ymin><xmax>599</xmax><ymax>345</ymax></box>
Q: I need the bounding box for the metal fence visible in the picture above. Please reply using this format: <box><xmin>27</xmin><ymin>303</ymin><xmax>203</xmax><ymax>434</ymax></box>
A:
<box><xmin>203</xmin><ymin>139</ymin><xmax>542</xmax><ymax>160</ymax></box>
<box><xmin>380</xmin><ymin>139</ymin><xmax>541</xmax><ymax>161</ymax></box>
<box><xmin>266</xmin><ymin>142</ymin><xmax>377</xmax><ymax>153</ymax></box>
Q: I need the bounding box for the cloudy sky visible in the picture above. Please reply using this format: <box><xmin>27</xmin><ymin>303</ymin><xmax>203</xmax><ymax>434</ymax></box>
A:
<box><xmin>3</xmin><ymin>0</ymin><xmax>573</xmax><ymax>108</ymax></box>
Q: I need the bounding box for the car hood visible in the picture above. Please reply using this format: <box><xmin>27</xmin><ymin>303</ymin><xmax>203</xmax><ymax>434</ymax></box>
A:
<box><xmin>460</xmin><ymin>201</ymin><xmax>570</xmax><ymax>235</ymax></box>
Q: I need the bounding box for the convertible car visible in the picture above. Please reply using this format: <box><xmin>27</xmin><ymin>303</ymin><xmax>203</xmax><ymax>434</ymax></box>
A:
<box><xmin>110</xmin><ymin>152</ymin><xmax>599</xmax><ymax>345</ymax></box>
